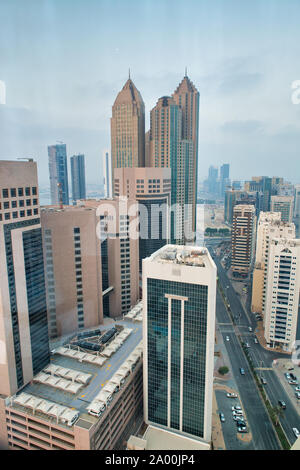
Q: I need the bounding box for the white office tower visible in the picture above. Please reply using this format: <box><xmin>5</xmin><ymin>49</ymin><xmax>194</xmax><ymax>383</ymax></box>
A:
<box><xmin>103</xmin><ymin>150</ymin><xmax>112</xmax><ymax>198</ymax></box>
<box><xmin>264</xmin><ymin>238</ymin><xmax>300</xmax><ymax>352</ymax></box>
<box><xmin>251</xmin><ymin>212</ymin><xmax>295</xmax><ymax>315</ymax></box>
<box><xmin>142</xmin><ymin>245</ymin><xmax>216</xmax><ymax>447</ymax></box>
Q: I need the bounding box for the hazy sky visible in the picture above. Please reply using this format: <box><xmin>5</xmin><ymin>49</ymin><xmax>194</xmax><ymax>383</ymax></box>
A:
<box><xmin>0</xmin><ymin>0</ymin><xmax>300</xmax><ymax>186</ymax></box>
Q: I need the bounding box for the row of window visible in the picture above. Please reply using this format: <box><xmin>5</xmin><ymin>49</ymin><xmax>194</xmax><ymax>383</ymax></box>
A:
<box><xmin>0</xmin><ymin>208</ymin><xmax>39</xmax><ymax>221</ymax></box>
<box><xmin>2</xmin><ymin>187</ymin><xmax>37</xmax><ymax>198</ymax></box>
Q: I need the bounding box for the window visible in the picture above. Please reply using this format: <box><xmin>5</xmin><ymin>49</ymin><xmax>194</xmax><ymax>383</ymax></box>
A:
<box><xmin>10</xmin><ymin>188</ymin><xmax>16</xmax><ymax>197</ymax></box>
<box><xmin>2</xmin><ymin>189</ymin><xmax>9</xmax><ymax>198</ymax></box>
<box><xmin>18</xmin><ymin>188</ymin><xmax>24</xmax><ymax>196</ymax></box>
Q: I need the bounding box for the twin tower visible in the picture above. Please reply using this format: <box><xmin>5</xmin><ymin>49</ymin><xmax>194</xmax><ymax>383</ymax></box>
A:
<box><xmin>110</xmin><ymin>74</ymin><xmax>200</xmax><ymax>244</ymax></box>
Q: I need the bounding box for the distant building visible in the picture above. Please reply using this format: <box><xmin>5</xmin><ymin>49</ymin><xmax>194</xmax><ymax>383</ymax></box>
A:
<box><xmin>114</xmin><ymin>167</ymin><xmax>171</xmax><ymax>271</ymax></box>
<box><xmin>70</xmin><ymin>154</ymin><xmax>86</xmax><ymax>203</ymax></box>
<box><xmin>264</xmin><ymin>238</ymin><xmax>300</xmax><ymax>351</ymax></box>
<box><xmin>103</xmin><ymin>150</ymin><xmax>112</xmax><ymax>199</ymax></box>
<box><xmin>48</xmin><ymin>144</ymin><xmax>69</xmax><ymax>205</ymax></box>
<box><xmin>0</xmin><ymin>160</ymin><xmax>49</xmax><ymax>396</ymax></box>
<box><xmin>224</xmin><ymin>189</ymin><xmax>242</xmax><ymax>224</ymax></box>
<box><xmin>231</xmin><ymin>205</ymin><xmax>256</xmax><ymax>277</ymax></box>
<box><xmin>219</xmin><ymin>163</ymin><xmax>230</xmax><ymax>197</ymax></box>
<box><xmin>270</xmin><ymin>195</ymin><xmax>294</xmax><ymax>223</ymax></box>
<box><xmin>251</xmin><ymin>212</ymin><xmax>295</xmax><ymax>314</ymax></box>
<box><xmin>244</xmin><ymin>176</ymin><xmax>272</xmax><ymax>212</ymax></box>
<box><xmin>143</xmin><ymin>245</ymin><xmax>216</xmax><ymax>444</ymax></box>
<box><xmin>294</xmin><ymin>185</ymin><xmax>300</xmax><ymax>219</ymax></box>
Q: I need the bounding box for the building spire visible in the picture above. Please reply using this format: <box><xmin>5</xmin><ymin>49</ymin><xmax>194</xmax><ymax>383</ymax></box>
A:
<box><xmin>185</xmin><ymin>66</ymin><xmax>187</xmax><ymax>77</ymax></box>
<box><xmin>129</xmin><ymin>68</ymin><xmax>131</xmax><ymax>80</ymax></box>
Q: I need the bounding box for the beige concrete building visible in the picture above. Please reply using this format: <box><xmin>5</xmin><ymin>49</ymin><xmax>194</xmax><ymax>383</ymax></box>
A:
<box><xmin>271</xmin><ymin>195</ymin><xmax>294</xmax><ymax>223</ymax></box>
<box><xmin>251</xmin><ymin>212</ymin><xmax>295</xmax><ymax>314</ymax></box>
<box><xmin>79</xmin><ymin>198</ymin><xmax>139</xmax><ymax>317</ymax></box>
<box><xmin>0</xmin><ymin>160</ymin><xmax>49</xmax><ymax>396</ymax></box>
<box><xmin>114</xmin><ymin>167</ymin><xmax>171</xmax><ymax>270</ymax></box>
<box><xmin>0</xmin><ymin>319</ymin><xmax>144</xmax><ymax>450</ymax></box>
<box><xmin>41</xmin><ymin>206</ymin><xmax>104</xmax><ymax>338</ymax></box>
<box><xmin>111</xmin><ymin>77</ymin><xmax>145</xmax><ymax>193</ymax></box>
<box><xmin>264</xmin><ymin>238</ymin><xmax>300</xmax><ymax>351</ymax></box>
<box><xmin>231</xmin><ymin>205</ymin><xmax>256</xmax><ymax>277</ymax></box>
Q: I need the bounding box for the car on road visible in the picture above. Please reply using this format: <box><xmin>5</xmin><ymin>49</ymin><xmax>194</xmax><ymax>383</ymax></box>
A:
<box><xmin>219</xmin><ymin>413</ymin><xmax>225</xmax><ymax>423</ymax></box>
<box><xmin>245</xmin><ymin>343</ymin><xmax>250</xmax><ymax>348</ymax></box>
<box><xmin>254</xmin><ymin>338</ymin><xmax>258</xmax><ymax>344</ymax></box>
<box><xmin>293</xmin><ymin>428</ymin><xmax>300</xmax><ymax>438</ymax></box>
<box><xmin>226</xmin><ymin>336</ymin><xmax>230</xmax><ymax>341</ymax></box>
<box><xmin>248</xmin><ymin>327</ymin><xmax>253</xmax><ymax>332</ymax></box>
<box><xmin>226</xmin><ymin>393</ymin><xmax>238</xmax><ymax>398</ymax></box>
<box><xmin>261</xmin><ymin>377</ymin><xmax>267</xmax><ymax>385</ymax></box>
<box><xmin>240</xmin><ymin>368</ymin><xmax>245</xmax><ymax>375</ymax></box>
<box><xmin>232</xmin><ymin>405</ymin><xmax>242</xmax><ymax>411</ymax></box>
<box><xmin>295</xmin><ymin>392</ymin><xmax>300</xmax><ymax>400</ymax></box>
<box><xmin>232</xmin><ymin>410</ymin><xmax>243</xmax><ymax>416</ymax></box>
<box><xmin>278</xmin><ymin>400</ymin><xmax>286</xmax><ymax>409</ymax></box>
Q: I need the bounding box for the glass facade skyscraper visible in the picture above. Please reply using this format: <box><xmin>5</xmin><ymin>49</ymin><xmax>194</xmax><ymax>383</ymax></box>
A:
<box><xmin>143</xmin><ymin>245</ymin><xmax>216</xmax><ymax>444</ymax></box>
<box><xmin>48</xmin><ymin>143</ymin><xmax>69</xmax><ymax>205</ymax></box>
<box><xmin>71</xmin><ymin>154</ymin><xmax>86</xmax><ymax>203</ymax></box>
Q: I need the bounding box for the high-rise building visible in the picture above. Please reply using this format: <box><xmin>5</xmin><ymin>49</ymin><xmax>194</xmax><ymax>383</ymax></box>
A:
<box><xmin>70</xmin><ymin>154</ymin><xmax>86</xmax><ymax>203</ymax></box>
<box><xmin>143</xmin><ymin>245</ymin><xmax>216</xmax><ymax>445</ymax></box>
<box><xmin>251</xmin><ymin>212</ymin><xmax>295</xmax><ymax>314</ymax></box>
<box><xmin>41</xmin><ymin>206</ymin><xmax>103</xmax><ymax>338</ymax></box>
<box><xmin>204</xmin><ymin>166</ymin><xmax>219</xmax><ymax>195</ymax></box>
<box><xmin>219</xmin><ymin>164</ymin><xmax>230</xmax><ymax>197</ymax></box>
<box><xmin>224</xmin><ymin>189</ymin><xmax>242</xmax><ymax>224</ymax></box>
<box><xmin>264</xmin><ymin>238</ymin><xmax>300</xmax><ymax>351</ymax></box>
<box><xmin>114</xmin><ymin>167</ymin><xmax>171</xmax><ymax>271</ymax></box>
<box><xmin>231</xmin><ymin>204</ymin><xmax>256</xmax><ymax>277</ymax></box>
<box><xmin>244</xmin><ymin>176</ymin><xmax>272</xmax><ymax>212</ymax></box>
<box><xmin>103</xmin><ymin>150</ymin><xmax>112</xmax><ymax>199</ymax></box>
<box><xmin>149</xmin><ymin>96</ymin><xmax>194</xmax><ymax>244</ymax></box>
<box><xmin>111</xmin><ymin>77</ymin><xmax>145</xmax><ymax>188</ymax></box>
<box><xmin>172</xmin><ymin>75</ymin><xmax>200</xmax><ymax>239</ymax></box>
<box><xmin>48</xmin><ymin>144</ymin><xmax>69</xmax><ymax>205</ymax></box>
<box><xmin>294</xmin><ymin>185</ymin><xmax>300</xmax><ymax>219</ymax></box>
<box><xmin>270</xmin><ymin>195</ymin><xmax>294</xmax><ymax>223</ymax></box>
<box><xmin>80</xmin><ymin>198</ymin><xmax>140</xmax><ymax>317</ymax></box>
<box><xmin>0</xmin><ymin>160</ymin><xmax>49</xmax><ymax>396</ymax></box>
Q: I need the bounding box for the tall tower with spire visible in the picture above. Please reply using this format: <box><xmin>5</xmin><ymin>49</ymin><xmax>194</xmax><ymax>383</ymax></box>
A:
<box><xmin>149</xmin><ymin>74</ymin><xmax>199</xmax><ymax>244</ymax></box>
<box><xmin>173</xmin><ymin>73</ymin><xmax>200</xmax><ymax>239</ymax></box>
<box><xmin>110</xmin><ymin>75</ymin><xmax>145</xmax><ymax>189</ymax></box>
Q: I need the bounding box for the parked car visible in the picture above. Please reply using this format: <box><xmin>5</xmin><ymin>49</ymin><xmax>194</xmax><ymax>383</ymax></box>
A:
<box><xmin>233</xmin><ymin>416</ymin><xmax>245</xmax><ymax>422</ymax></box>
<box><xmin>285</xmin><ymin>373</ymin><xmax>291</xmax><ymax>380</ymax></box>
<box><xmin>237</xmin><ymin>426</ymin><xmax>247</xmax><ymax>433</ymax></box>
<box><xmin>278</xmin><ymin>400</ymin><xmax>286</xmax><ymax>409</ymax></box>
<box><xmin>226</xmin><ymin>393</ymin><xmax>238</xmax><ymax>398</ymax></box>
<box><xmin>290</xmin><ymin>373</ymin><xmax>297</xmax><ymax>380</ymax></box>
<box><xmin>219</xmin><ymin>413</ymin><xmax>225</xmax><ymax>423</ymax></box>
<box><xmin>289</xmin><ymin>380</ymin><xmax>298</xmax><ymax>385</ymax></box>
<box><xmin>293</xmin><ymin>428</ymin><xmax>300</xmax><ymax>438</ymax></box>
<box><xmin>232</xmin><ymin>405</ymin><xmax>242</xmax><ymax>411</ymax></box>
<box><xmin>232</xmin><ymin>410</ymin><xmax>243</xmax><ymax>416</ymax></box>
<box><xmin>295</xmin><ymin>386</ymin><xmax>300</xmax><ymax>392</ymax></box>
<box><xmin>261</xmin><ymin>377</ymin><xmax>267</xmax><ymax>385</ymax></box>
<box><xmin>240</xmin><ymin>368</ymin><xmax>245</xmax><ymax>375</ymax></box>
<box><xmin>295</xmin><ymin>392</ymin><xmax>300</xmax><ymax>400</ymax></box>
<box><xmin>248</xmin><ymin>327</ymin><xmax>253</xmax><ymax>332</ymax></box>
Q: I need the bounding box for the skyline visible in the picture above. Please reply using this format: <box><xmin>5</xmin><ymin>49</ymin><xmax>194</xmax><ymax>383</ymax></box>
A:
<box><xmin>0</xmin><ymin>0</ymin><xmax>300</xmax><ymax>186</ymax></box>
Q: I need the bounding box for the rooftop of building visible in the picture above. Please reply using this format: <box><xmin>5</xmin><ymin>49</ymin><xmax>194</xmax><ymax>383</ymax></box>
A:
<box><xmin>7</xmin><ymin>317</ymin><xmax>143</xmax><ymax>429</ymax></box>
<box><xmin>148</xmin><ymin>244</ymin><xmax>213</xmax><ymax>268</ymax></box>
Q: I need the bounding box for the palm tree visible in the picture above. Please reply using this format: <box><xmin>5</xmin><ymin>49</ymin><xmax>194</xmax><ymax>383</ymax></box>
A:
<box><xmin>273</xmin><ymin>405</ymin><xmax>284</xmax><ymax>426</ymax></box>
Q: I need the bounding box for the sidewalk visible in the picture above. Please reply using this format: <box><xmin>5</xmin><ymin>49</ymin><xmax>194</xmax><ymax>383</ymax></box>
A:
<box><xmin>211</xmin><ymin>390</ymin><xmax>226</xmax><ymax>450</ymax></box>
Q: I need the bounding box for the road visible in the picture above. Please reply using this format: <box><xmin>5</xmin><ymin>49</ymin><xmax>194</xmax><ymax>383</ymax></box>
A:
<box><xmin>205</xmin><ymin>238</ymin><xmax>300</xmax><ymax>447</ymax></box>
